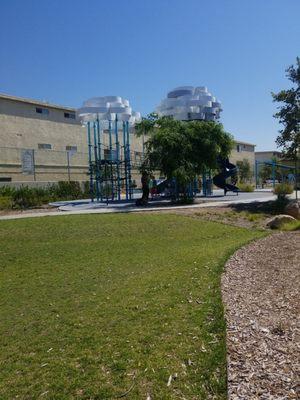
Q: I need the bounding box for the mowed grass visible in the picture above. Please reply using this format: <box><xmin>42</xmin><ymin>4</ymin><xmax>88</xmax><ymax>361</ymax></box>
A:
<box><xmin>0</xmin><ymin>214</ymin><xmax>264</xmax><ymax>399</ymax></box>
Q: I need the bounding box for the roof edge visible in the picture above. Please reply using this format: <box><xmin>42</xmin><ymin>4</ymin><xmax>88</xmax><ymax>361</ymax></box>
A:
<box><xmin>0</xmin><ymin>92</ymin><xmax>76</xmax><ymax>112</ymax></box>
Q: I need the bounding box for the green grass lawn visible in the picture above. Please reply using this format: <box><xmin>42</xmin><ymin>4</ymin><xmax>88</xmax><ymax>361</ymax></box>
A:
<box><xmin>0</xmin><ymin>214</ymin><xmax>264</xmax><ymax>399</ymax></box>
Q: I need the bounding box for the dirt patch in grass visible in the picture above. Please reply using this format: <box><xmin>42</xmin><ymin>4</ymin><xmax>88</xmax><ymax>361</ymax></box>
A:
<box><xmin>164</xmin><ymin>205</ymin><xmax>271</xmax><ymax>230</ymax></box>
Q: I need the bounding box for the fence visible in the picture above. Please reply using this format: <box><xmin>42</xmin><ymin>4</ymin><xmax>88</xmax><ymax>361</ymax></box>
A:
<box><xmin>0</xmin><ymin>146</ymin><xmax>143</xmax><ymax>186</ymax></box>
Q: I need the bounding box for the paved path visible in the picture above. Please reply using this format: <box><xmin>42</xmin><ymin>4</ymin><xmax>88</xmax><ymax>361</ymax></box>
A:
<box><xmin>0</xmin><ymin>190</ymin><xmax>283</xmax><ymax>221</ymax></box>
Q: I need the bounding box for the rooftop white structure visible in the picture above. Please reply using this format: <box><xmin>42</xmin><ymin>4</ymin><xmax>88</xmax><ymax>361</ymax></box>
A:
<box><xmin>77</xmin><ymin>96</ymin><xmax>141</xmax><ymax>126</ymax></box>
<box><xmin>156</xmin><ymin>86</ymin><xmax>222</xmax><ymax>122</ymax></box>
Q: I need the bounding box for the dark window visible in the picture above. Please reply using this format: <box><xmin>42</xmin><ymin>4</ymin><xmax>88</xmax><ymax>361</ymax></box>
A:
<box><xmin>64</xmin><ymin>112</ymin><xmax>76</xmax><ymax>119</ymax></box>
<box><xmin>104</xmin><ymin>149</ymin><xmax>117</xmax><ymax>161</ymax></box>
<box><xmin>66</xmin><ymin>145</ymin><xmax>77</xmax><ymax>152</ymax></box>
<box><xmin>236</xmin><ymin>144</ymin><xmax>241</xmax><ymax>152</ymax></box>
<box><xmin>36</xmin><ymin>107</ymin><xmax>49</xmax><ymax>115</ymax></box>
<box><xmin>135</xmin><ymin>151</ymin><xmax>142</xmax><ymax>161</ymax></box>
<box><xmin>0</xmin><ymin>177</ymin><xmax>12</xmax><ymax>182</ymax></box>
<box><xmin>38</xmin><ymin>143</ymin><xmax>52</xmax><ymax>150</ymax></box>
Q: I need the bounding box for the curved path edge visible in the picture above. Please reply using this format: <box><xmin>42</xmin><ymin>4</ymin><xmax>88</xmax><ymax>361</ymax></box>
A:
<box><xmin>221</xmin><ymin>232</ymin><xmax>299</xmax><ymax>399</ymax></box>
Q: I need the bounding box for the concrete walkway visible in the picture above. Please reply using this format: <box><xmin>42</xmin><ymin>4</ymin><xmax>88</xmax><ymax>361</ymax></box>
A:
<box><xmin>0</xmin><ymin>190</ymin><xmax>289</xmax><ymax>221</ymax></box>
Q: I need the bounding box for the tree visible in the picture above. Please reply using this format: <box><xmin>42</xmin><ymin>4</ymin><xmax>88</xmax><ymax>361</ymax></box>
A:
<box><xmin>272</xmin><ymin>57</ymin><xmax>300</xmax><ymax>160</ymax></box>
<box><xmin>258</xmin><ymin>163</ymin><xmax>272</xmax><ymax>186</ymax></box>
<box><xmin>135</xmin><ymin>115</ymin><xmax>234</xmax><ymax>203</ymax></box>
<box><xmin>236</xmin><ymin>159</ymin><xmax>252</xmax><ymax>183</ymax></box>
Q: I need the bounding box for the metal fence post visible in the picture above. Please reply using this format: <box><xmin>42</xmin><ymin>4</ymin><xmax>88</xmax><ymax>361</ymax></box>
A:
<box><xmin>67</xmin><ymin>151</ymin><xmax>71</xmax><ymax>182</ymax></box>
<box><xmin>32</xmin><ymin>149</ymin><xmax>36</xmax><ymax>181</ymax></box>
<box><xmin>255</xmin><ymin>160</ymin><xmax>258</xmax><ymax>188</ymax></box>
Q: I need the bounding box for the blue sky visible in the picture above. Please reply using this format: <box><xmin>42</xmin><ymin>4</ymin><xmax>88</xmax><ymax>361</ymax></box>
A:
<box><xmin>0</xmin><ymin>0</ymin><xmax>299</xmax><ymax>150</ymax></box>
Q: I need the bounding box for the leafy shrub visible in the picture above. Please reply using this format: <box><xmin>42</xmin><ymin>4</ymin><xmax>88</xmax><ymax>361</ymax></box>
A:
<box><xmin>271</xmin><ymin>183</ymin><xmax>293</xmax><ymax>212</ymax></box>
<box><xmin>237</xmin><ymin>183</ymin><xmax>254</xmax><ymax>192</ymax></box>
<box><xmin>12</xmin><ymin>186</ymin><xmax>48</xmax><ymax>209</ymax></box>
<box><xmin>273</xmin><ymin>183</ymin><xmax>294</xmax><ymax>199</ymax></box>
<box><xmin>83</xmin><ymin>181</ymin><xmax>91</xmax><ymax>198</ymax></box>
<box><xmin>0</xmin><ymin>181</ymin><xmax>87</xmax><ymax>210</ymax></box>
<box><xmin>0</xmin><ymin>186</ymin><xmax>16</xmax><ymax>197</ymax></box>
<box><xmin>49</xmin><ymin>181</ymin><xmax>82</xmax><ymax>200</ymax></box>
<box><xmin>0</xmin><ymin>196</ymin><xmax>13</xmax><ymax>210</ymax></box>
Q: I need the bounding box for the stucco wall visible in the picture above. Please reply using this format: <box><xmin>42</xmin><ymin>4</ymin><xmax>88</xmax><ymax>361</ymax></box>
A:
<box><xmin>0</xmin><ymin>97</ymin><xmax>144</xmax><ymax>183</ymax></box>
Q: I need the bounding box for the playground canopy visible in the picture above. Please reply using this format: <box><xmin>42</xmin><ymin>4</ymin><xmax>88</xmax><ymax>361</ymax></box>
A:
<box><xmin>156</xmin><ymin>86</ymin><xmax>222</xmax><ymax>122</ymax></box>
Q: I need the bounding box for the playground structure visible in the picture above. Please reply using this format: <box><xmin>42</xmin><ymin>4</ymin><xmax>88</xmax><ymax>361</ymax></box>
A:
<box><xmin>77</xmin><ymin>89</ymin><xmax>239</xmax><ymax>204</ymax></box>
<box><xmin>154</xmin><ymin>163</ymin><xmax>237</xmax><ymax>200</ymax></box>
<box><xmin>255</xmin><ymin>160</ymin><xmax>296</xmax><ymax>188</ymax></box>
<box><xmin>77</xmin><ymin>97</ymin><xmax>141</xmax><ymax>202</ymax></box>
<box><xmin>213</xmin><ymin>158</ymin><xmax>239</xmax><ymax>194</ymax></box>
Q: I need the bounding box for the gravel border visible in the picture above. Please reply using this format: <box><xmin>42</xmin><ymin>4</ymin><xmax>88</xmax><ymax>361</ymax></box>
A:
<box><xmin>222</xmin><ymin>232</ymin><xmax>300</xmax><ymax>399</ymax></box>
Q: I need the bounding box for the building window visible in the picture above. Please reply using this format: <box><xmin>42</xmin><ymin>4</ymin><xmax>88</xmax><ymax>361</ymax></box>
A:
<box><xmin>36</xmin><ymin>107</ymin><xmax>49</xmax><ymax>115</ymax></box>
<box><xmin>104</xmin><ymin>149</ymin><xmax>117</xmax><ymax>161</ymax></box>
<box><xmin>66</xmin><ymin>145</ymin><xmax>77</xmax><ymax>152</ymax></box>
<box><xmin>236</xmin><ymin>144</ymin><xmax>241</xmax><ymax>152</ymax></box>
<box><xmin>64</xmin><ymin>112</ymin><xmax>76</xmax><ymax>119</ymax></box>
<box><xmin>134</xmin><ymin>151</ymin><xmax>143</xmax><ymax>161</ymax></box>
<box><xmin>38</xmin><ymin>143</ymin><xmax>52</xmax><ymax>150</ymax></box>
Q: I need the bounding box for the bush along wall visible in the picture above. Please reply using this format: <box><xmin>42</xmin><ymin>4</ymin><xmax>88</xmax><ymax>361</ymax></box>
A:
<box><xmin>0</xmin><ymin>181</ymin><xmax>90</xmax><ymax>210</ymax></box>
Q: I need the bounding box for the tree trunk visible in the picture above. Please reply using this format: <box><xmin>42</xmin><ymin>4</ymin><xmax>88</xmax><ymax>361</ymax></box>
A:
<box><xmin>136</xmin><ymin>172</ymin><xmax>150</xmax><ymax>206</ymax></box>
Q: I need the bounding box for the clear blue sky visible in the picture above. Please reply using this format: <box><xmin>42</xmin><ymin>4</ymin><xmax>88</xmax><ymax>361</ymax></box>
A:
<box><xmin>0</xmin><ymin>0</ymin><xmax>299</xmax><ymax>150</ymax></box>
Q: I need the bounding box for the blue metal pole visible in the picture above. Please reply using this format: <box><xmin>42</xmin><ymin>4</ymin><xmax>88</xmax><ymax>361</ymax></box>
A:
<box><xmin>272</xmin><ymin>160</ymin><xmax>276</xmax><ymax>188</ymax></box>
<box><xmin>87</xmin><ymin>122</ymin><xmax>94</xmax><ymax>202</ymax></box>
<box><xmin>109</xmin><ymin>119</ymin><xmax>114</xmax><ymax>200</ymax></box>
<box><xmin>115</xmin><ymin>114</ymin><xmax>121</xmax><ymax>201</ymax></box>
<box><xmin>202</xmin><ymin>172</ymin><xmax>206</xmax><ymax>196</ymax></box>
<box><xmin>93</xmin><ymin>121</ymin><xmax>100</xmax><ymax>202</ymax></box>
<box><xmin>96</xmin><ymin>118</ymin><xmax>102</xmax><ymax>201</ymax></box>
<box><xmin>123</xmin><ymin>121</ymin><xmax>129</xmax><ymax>200</ymax></box>
<box><xmin>126</xmin><ymin>121</ymin><xmax>132</xmax><ymax>199</ymax></box>
<box><xmin>193</xmin><ymin>177</ymin><xmax>198</xmax><ymax>195</ymax></box>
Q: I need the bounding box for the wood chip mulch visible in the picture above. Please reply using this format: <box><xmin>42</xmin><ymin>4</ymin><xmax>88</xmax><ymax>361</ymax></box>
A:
<box><xmin>222</xmin><ymin>232</ymin><xmax>300</xmax><ymax>400</ymax></box>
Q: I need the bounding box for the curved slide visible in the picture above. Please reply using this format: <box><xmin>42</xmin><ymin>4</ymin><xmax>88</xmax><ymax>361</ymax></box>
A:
<box><xmin>213</xmin><ymin>158</ymin><xmax>239</xmax><ymax>194</ymax></box>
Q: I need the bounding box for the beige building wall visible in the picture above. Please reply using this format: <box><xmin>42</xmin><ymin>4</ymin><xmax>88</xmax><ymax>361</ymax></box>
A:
<box><xmin>0</xmin><ymin>94</ymin><xmax>144</xmax><ymax>183</ymax></box>
<box><xmin>255</xmin><ymin>151</ymin><xmax>282</xmax><ymax>163</ymax></box>
<box><xmin>230</xmin><ymin>141</ymin><xmax>255</xmax><ymax>174</ymax></box>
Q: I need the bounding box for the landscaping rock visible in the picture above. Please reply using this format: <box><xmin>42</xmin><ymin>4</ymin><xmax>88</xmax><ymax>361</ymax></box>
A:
<box><xmin>266</xmin><ymin>214</ymin><xmax>296</xmax><ymax>229</ymax></box>
<box><xmin>284</xmin><ymin>200</ymin><xmax>300</xmax><ymax>220</ymax></box>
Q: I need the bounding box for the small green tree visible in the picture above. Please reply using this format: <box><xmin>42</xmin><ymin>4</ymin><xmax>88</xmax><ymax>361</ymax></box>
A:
<box><xmin>135</xmin><ymin>115</ymin><xmax>234</xmax><ymax>203</ymax></box>
<box><xmin>259</xmin><ymin>164</ymin><xmax>272</xmax><ymax>186</ymax></box>
<box><xmin>272</xmin><ymin>57</ymin><xmax>300</xmax><ymax>160</ymax></box>
<box><xmin>236</xmin><ymin>159</ymin><xmax>252</xmax><ymax>183</ymax></box>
